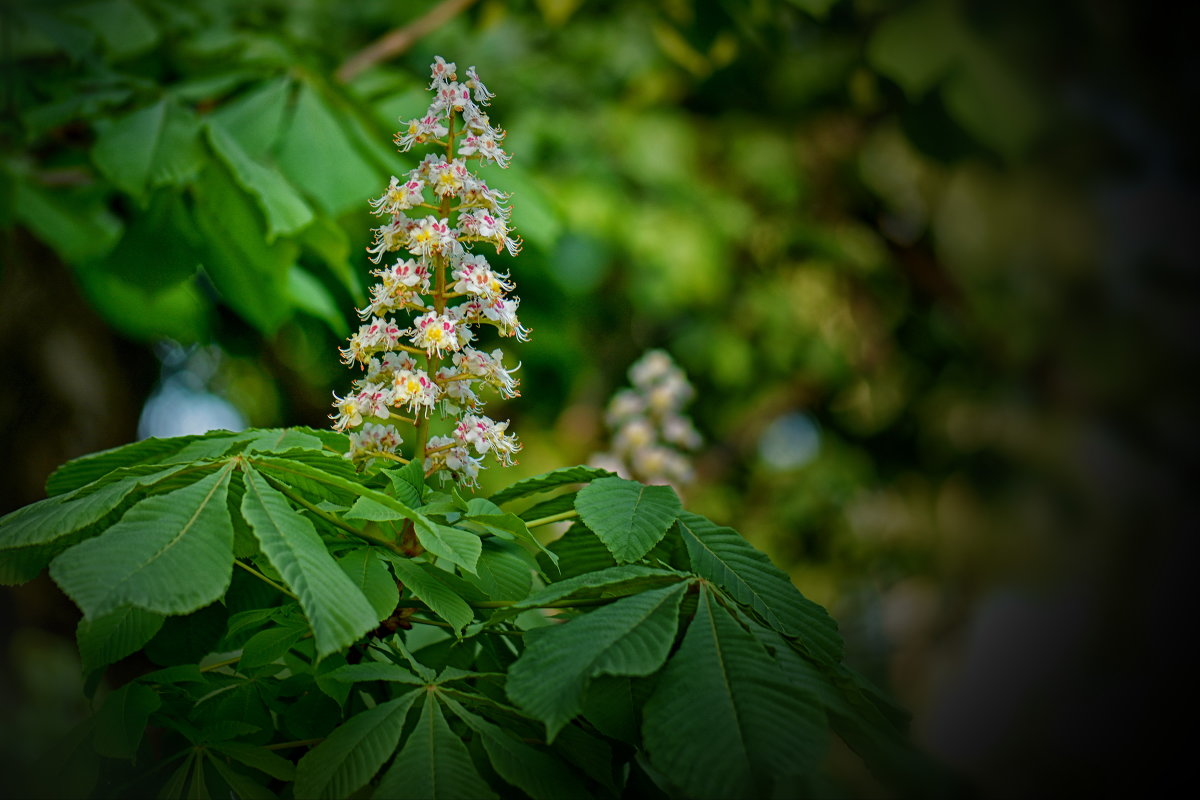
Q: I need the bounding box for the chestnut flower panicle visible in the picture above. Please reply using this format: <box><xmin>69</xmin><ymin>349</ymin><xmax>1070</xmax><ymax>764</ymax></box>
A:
<box><xmin>592</xmin><ymin>350</ymin><xmax>702</xmax><ymax>490</ymax></box>
<box><xmin>330</xmin><ymin>57</ymin><xmax>525</xmax><ymax>485</ymax></box>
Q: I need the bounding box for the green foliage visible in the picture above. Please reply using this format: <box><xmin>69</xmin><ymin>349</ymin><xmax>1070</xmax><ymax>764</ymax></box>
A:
<box><xmin>0</xmin><ymin>429</ymin><xmax>935</xmax><ymax>798</ymax></box>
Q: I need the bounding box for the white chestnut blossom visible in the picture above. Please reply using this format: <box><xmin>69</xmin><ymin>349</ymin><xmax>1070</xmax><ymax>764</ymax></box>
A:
<box><xmin>331</xmin><ymin>57</ymin><xmax>526</xmax><ymax>484</ymax></box>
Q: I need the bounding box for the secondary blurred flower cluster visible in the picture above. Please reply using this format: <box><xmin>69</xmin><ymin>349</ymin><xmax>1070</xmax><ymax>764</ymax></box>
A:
<box><xmin>592</xmin><ymin>350</ymin><xmax>702</xmax><ymax>489</ymax></box>
<box><xmin>331</xmin><ymin>57</ymin><xmax>525</xmax><ymax>485</ymax></box>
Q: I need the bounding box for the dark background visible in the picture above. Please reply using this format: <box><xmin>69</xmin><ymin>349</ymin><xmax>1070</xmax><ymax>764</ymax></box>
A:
<box><xmin>2</xmin><ymin>0</ymin><xmax>1197</xmax><ymax>796</ymax></box>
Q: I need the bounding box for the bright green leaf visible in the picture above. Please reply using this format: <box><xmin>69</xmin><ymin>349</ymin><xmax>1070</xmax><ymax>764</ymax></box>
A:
<box><xmin>192</xmin><ymin>158</ymin><xmax>296</xmax><ymax>333</ymax></box>
<box><xmin>207</xmin><ymin>121</ymin><xmax>314</xmax><ymax>240</ymax></box>
<box><xmin>92</xmin><ymin>100</ymin><xmax>204</xmax><ymax>199</ymax></box>
<box><xmin>240</xmin><ymin>467</ymin><xmax>380</xmax><ymax>658</ymax></box>
<box><xmin>382</xmin><ymin>555</ymin><xmax>474</xmax><ymax>634</ymax></box>
<box><xmin>276</xmin><ymin>83</ymin><xmax>379</xmax><ymax>216</ymax></box>
<box><xmin>346</xmin><ymin>497</ymin><xmax>481</xmax><ymax>574</ymax></box>
<box><xmin>337</xmin><ymin>547</ymin><xmax>399</xmax><ymax>620</ymax></box>
<box><xmin>465</xmin><ymin>539</ymin><xmax>535</xmax><ymax>600</ymax></box>
<box><xmin>490</xmin><ymin>465</ymin><xmax>614</xmax><ymax>506</ymax></box>
<box><xmin>289</xmin><ymin>265</ymin><xmax>348</xmax><ymax>335</ymax></box>
<box><xmin>49</xmin><ymin>466</ymin><xmax>235</xmax><ymax>619</ymax></box>
<box><xmin>45</xmin><ymin>436</ymin><xmax>202</xmax><ymax>497</ymax></box>
<box><xmin>12</xmin><ymin>176</ymin><xmax>121</xmax><ymax>264</ymax></box>
<box><xmin>65</xmin><ymin>0</ymin><xmax>158</xmax><ymax>60</ymax></box>
<box><xmin>575</xmin><ymin>477</ymin><xmax>681</xmax><ymax>563</ymax></box>
<box><xmin>210</xmin><ymin>77</ymin><xmax>292</xmax><ymax>159</ymax></box>
<box><xmin>238</xmin><ymin>625</ymin><xmax>307</xmax><ymax>672</ymax></box>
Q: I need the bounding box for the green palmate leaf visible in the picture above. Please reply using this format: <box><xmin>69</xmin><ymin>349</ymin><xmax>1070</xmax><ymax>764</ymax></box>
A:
<box><xmin>70</xmin><ymin>269</ymin><xmax>210</xmax><ymax>343</ymax></box>
<box><xmin>337</xmin><ymin>547</ymin><xmax>400</xmax><ymax>620</ymax></box>
<box><xmin>91</xmin><ymin>99</ymin><xmax>205</xmax><ymax>199</ymax></box>
<box><xmin>374</xmin><ymin>691</ymin><xmax>498</xmax><ymax>800</ymax></box>
<box><xmin>145</xmin><ymin>601</ymin><xmax>228</xmax><ymax>667</ymax></box>
<box><xmin>505</xmin><ymin>565</ymin><xmax>684</xmax><ymax>614</ymax></box>
<box><xmin>574</xmin><ymin>477</ymin><xmax>681</xmax><ymax>563</ymax></box>
<box><xmin>541</xmin><ymin>521</ymin><xmax>617</xmax><ymax>579</ymax></box>
<box><xmin>467</xmin><ymin>539</ymin><xmax>535</xmax><ymax>600</ymax></box>
<box><xmin>642</xmin><ymin>589</ymin><xmax>829</xmax><ymax>799</ymax></box>
<box><xmin>192</xmin><ymin>157</ymin><xmax>296</xmax><ymax>333</ymax></box>
<box><xmin>244</xmin><ymin>453</ymin><xmax>374</xmax><ymax>509</ymax></box>
<box><xmin>381</xmin><ymin>555</ymin><xmax>474</xmax><ymax>634</ymax></box>
<box><xmin>45</xmin><ymin>436</ymin><xmax>204</xmax><ymax>497</ymax></box>
<box><xmin>190</xmin><ymin>680</ymin><xmax>273</xmax><ymax>744</ymax></box>
<box><xmin>210</xmin><ymin>76</ymin><xmax>292</xmax><ymax>160</ymax></box>
<box><xmin>242</xmin><ymin>429</ymin><xmax>325</xmax><ymax>454</ymax></box>
<box><xmin>463</xmin><ymin>499</ymin><xmax>555</xmax><ymax>562</ymax></box>
<box><xmin>165</xmin><ymin>431</ymin><xmax>254</xmax><ymax>462</ymax></box>
<box><xmin>294</xmin><ymin>690</ymin><xmax>420</xmax><ymax>800</ymax></box>
<box><xmin>48</xmin><ymin>466</ymin><xmax>235</xmax><ymax>619</ymax></box>
<box><xmin>11</xmin><ymin>174</ymin><xmax>122</xmax><ymax>264</ymax></box>
<box><xmin>159</xmin><ymin>751</ymin><xmax>199</xmax><ymax>800</ymax></box>
<box><xmin>65</xmin><ymin>0</ymin><xmax>159</xmax><ymax>60</ymax></box>
<box><xmin>298</xmin><ymin>215</ymin><xmax>360</xmax><ymax>299</ymax></box>
<box><xmin>238</xmin><ymin>625</ymin><xmax>308</xmax><ymax>672</ymax></box>
<box><xmin>211</xmin><ymin>741</ymin><xmax>297</xmax><ymax>781</ymax></box>
<box><xmin>223</xmin><ymin>608</ymin><xmax>280</xmax><ymax>649</ymax></box>
<box><xmin>289</xmin><ymin>266</ymin><xmax>349</xmax><ymax>335</ymax></box>
<box><xmin>551</xmin><ymin>724</ymin><xmax>617</xmax><ymax>792</ymax></box>
<box><xmin>276</xmin><ymin>82</ymin><xmax>379</xmax><ymax>216</ymax></box>
<box><xmin>77</xmin><ymin>605</ymin><xmax>164</xmax><ymax>675</ymax></box>
<box><xmin>507</xmin><ymin>582</ymin><xmax>688</xmax><ymax>740</ymax></box>
<box><xmin>3</xmin><ymin>461</ymin><xmax>199</xmax><ymax>585</ymax></box>
<box><xmin>2</xmin><ymin>462</ymin><xmax>198</xmax><ymax>552</ymax></box>
<box><xmin>518</xmin><ymin>490</ymin><xmax>578</xmax><ymax>522</ymax></box>
<box><xmin>490</xmin><ymin>465</ymin><xmax>615</xmax><ymax>506</ymax></box>
<box><xmin>581</xmin><ymin>675</ymin><xmax>639</xmax><ymax>744</ymax></box>
<box><xmin>327</xmin><ymin>661</ymin><xmax>425</xmax><ymax>685</ymax></box>
<box><xmin>207</xmin><ymin>758</ymin><xmax>275</xmax><ymax>800</ymax></box>
<box><xmin>384</xmin><ymin>458</ymin><xmax>426</xmax><ymax>508</ymax></box>
<box><xmin>207</xmin><ymin>120</ymin><xmax>314</xmax><ymax>240</ymax></box>
<box><xmin>346</xmin><ymin>496</ymin><xmax>481</xmax><ymax>574</ymax></box>
<box><xmin>93</xmin><ymin>680</ymin><xmax>161</xmax><ymax>760</ymax></box>
<box><xmin>675</xmin><ymin>512</ymin><xmax>843</xmax><ymax>665</ymax></box>
<box><xmin>240</xmin><ymin>467</ymin><xmax>379</xmax><ymax>658</ymax></box>
<box><xmin>443</xmin><ymin>695</ymin><xmax>589</xmax><ymax>800</ymax></box>
<box><xmin>96</xmin><ymin>189</ymin><xmax>201</xmax><ymax>292</ymax></box>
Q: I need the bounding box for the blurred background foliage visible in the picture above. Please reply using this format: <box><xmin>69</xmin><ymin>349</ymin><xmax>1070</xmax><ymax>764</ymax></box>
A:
<box><xmin>1</xmin><ymin>0</ymin><xmax>1195</xmax><ymax>796</ymax></box>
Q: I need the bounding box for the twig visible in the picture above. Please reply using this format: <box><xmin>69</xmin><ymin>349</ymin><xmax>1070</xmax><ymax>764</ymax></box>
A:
<box><xmin>336</xmin><ymin>0</ymin><xmax>479</xmax><ymax>84</ymax></box>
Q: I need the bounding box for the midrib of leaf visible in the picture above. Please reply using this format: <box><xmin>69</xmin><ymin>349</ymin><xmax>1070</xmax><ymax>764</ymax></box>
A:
<box><xmin>680</xmin><ymin>522</ymin><xmax>781</xmax><ymax>628</ymax></box>
<box><xmin>116</xmin><ymin>461</ymin><xmax>232</xmax><ymax>590</ymax></box>
<box><xmin>423</xmin><ymin>695</ymin><xmax>440</xmax><ymax>798</ymax></box>
<box><xmin>704</xmin><ymin>592</ymin><xmax>754</xmax><ymax>773</ymax></box>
